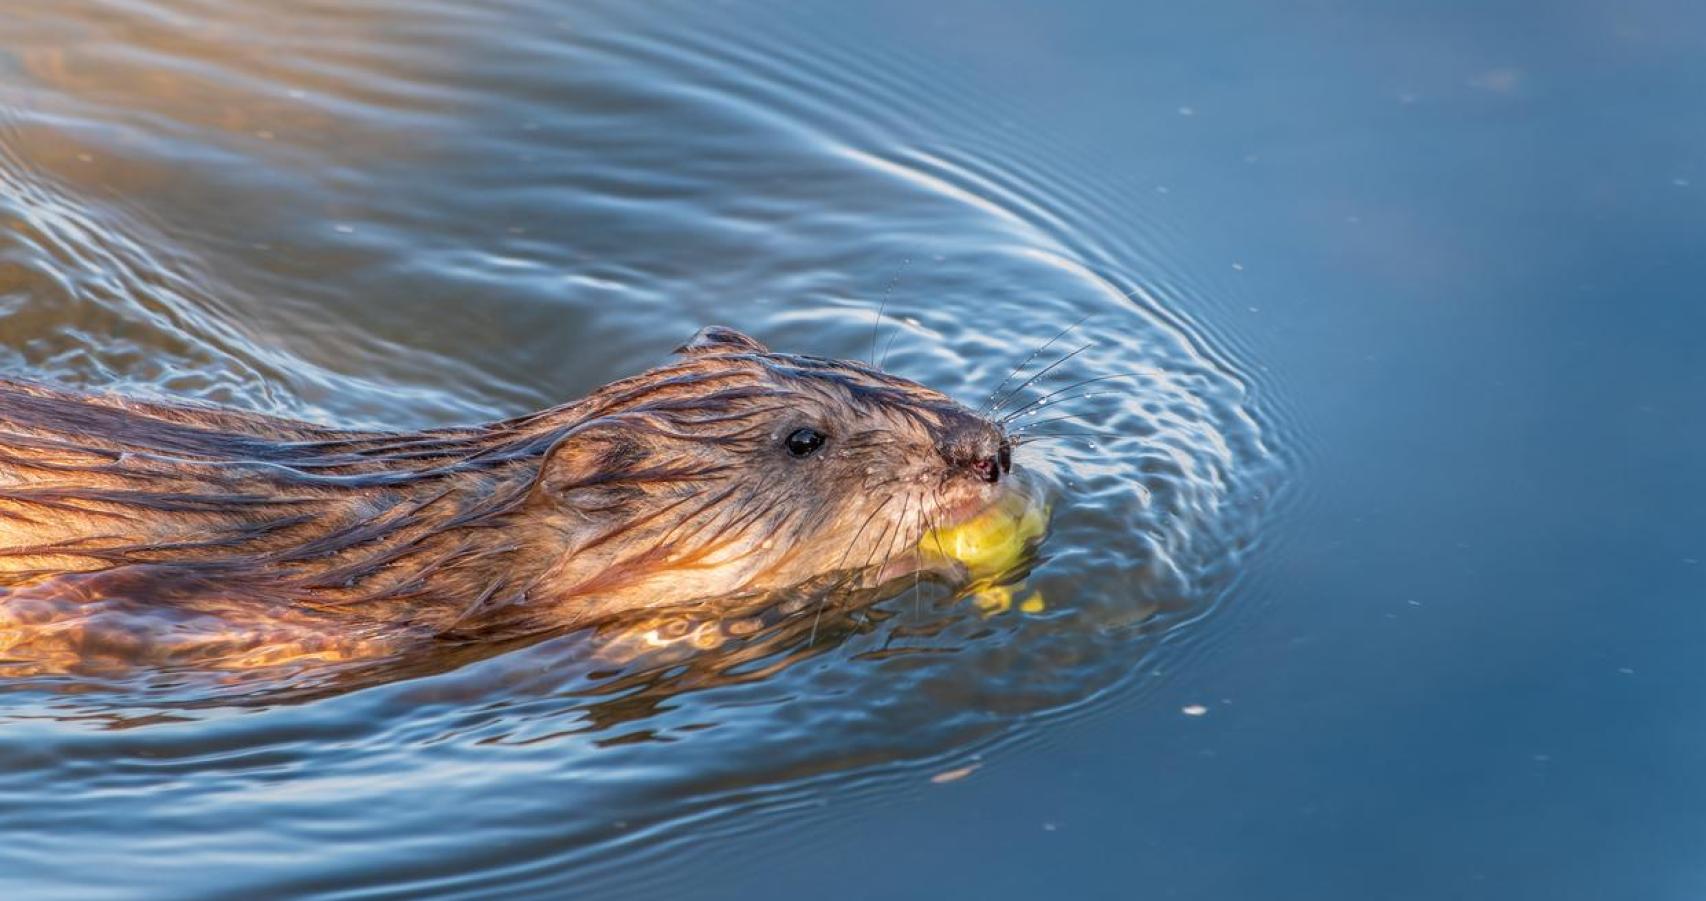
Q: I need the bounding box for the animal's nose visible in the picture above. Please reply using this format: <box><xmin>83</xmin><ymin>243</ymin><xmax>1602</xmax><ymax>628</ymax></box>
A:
<box><xmin>937</xmin><ymin>412</ymin><xmax>1011</xmax><ymax>484</ymax></box>
<box><xmin>970</xmin><ymin>438</ymin><xmax>1011</xmax><ymax>484</ymax></box>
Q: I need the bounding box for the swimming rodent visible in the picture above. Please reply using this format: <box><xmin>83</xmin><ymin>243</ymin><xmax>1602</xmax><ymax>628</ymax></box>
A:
<box><xmin>0</xmin><ymin>326</ymin><xmax>1021</xmax><ymax>669</ymax></box>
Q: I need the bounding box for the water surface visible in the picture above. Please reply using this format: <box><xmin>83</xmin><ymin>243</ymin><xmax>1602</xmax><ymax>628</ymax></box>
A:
<box><xmin>0</xmin><ymin>1</ymin><xmax>1701</xmax><ymax>899</ymax></box>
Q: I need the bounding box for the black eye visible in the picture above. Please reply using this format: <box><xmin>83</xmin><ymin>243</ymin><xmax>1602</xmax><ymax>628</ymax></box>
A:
<box><xmin>785</xmin><ymin>427</ymin><xmax>827</xmax><ymax>458</ymax></box>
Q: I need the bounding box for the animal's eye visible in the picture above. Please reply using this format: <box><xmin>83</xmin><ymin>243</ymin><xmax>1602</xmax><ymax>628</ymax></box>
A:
<box><xmin>785</xmin><ymin>427</ymin><xmax>827</xmax><ymax>458</ymax></box>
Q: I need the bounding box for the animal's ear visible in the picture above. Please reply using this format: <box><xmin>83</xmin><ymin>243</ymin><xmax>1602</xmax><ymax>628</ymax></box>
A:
<box><xmin>532</xmin><ymin>418</ymin><xmax>651</xmax><ymax>513</ymax></box>
<box><xmin>675</xmin><ymin>325</ymin><xmax>768</xmax><ymax>357</ymax></box>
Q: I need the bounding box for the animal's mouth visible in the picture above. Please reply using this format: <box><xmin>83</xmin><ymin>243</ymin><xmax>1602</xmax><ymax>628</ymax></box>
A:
<box><xmin>900</xmin><ymin>481</ymin><xmax>1050</xmax><ymax>583</ymax></box>
<box><xmin>936</xmin><ymin>491</ymin><xmax>1003</xmax><ymax>530</ymax></box>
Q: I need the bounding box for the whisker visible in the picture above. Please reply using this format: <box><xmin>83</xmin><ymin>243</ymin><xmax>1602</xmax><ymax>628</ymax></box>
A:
<box><xmin>1005</xmin><ymin>389</ymin><xmax>1130</xmax><ymax>425</ymax></box>
<box><xmin>980</xmin><ymin>315</ymin><xmax>1090</xmax><ymax>415</ymax></box>
<box><xmin>989</xmin><ymin>341</ymin><xmax>1096</xmax><ymax>418</ymax></box>
<box><xmin>879</xmin><ymin>325</ymin><xmax>903</xmax><ymax>371</ymax></box>
<box><xmin>870</xmin><ymin>296</ymin><xmax>886</xmax><ymax>367</ymax></box>
<box><xmin>1000</xmin><ymin>373</ymin><xmax>1144</xmax><ymax>424</ymax></box>
<box><xmin>866</xmin><ymin>495</ymin><xmax>910</xmax><ymax>594</ymax></box>
<box><xmin>912</xmin><ymin>537</ymin><xmax>924</xmax><ymax>618</ymax></box>
<box><xmin>831</xmin><ymin>496</ymin><xmax>909</xmax><ymax>636</ymax></box>
<box><xmin>1013</xmin><ymin>430</ymin><xmax>1110</xmax><ymax>442</ymax></box>
<box><xmin>1012</xmin><ymin>413</ymin><xmax>1092</xmax><ymax>433</ymax></box>
<box><xmin>1012</xmin><ymin>434</ymin><xmax>1102</xmax><ymax>446</ymax></box>
<box><xmin>922</xmin><ymin>492</ymin><xmax>956</xmax><ymax>613</ymax></box>
<box><xmin>869</xmin><ymin>257</ymin><xmax>911</xmax><ymax>367</ymax></box>
<box><xmin>812</xmin><ymin>494</ymin><xmax>893</xmax><ymax>644</ymax></box>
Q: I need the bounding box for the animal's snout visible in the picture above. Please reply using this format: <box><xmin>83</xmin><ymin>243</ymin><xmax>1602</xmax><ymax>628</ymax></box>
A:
<box><xmin>939</xmin><ymin>417</ymin><xmax>1011</xmax><ymax>484</ymax></box>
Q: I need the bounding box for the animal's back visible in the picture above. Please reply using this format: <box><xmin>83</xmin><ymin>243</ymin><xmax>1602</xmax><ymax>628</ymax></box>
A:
<box><xmin>0</xmin><ymin>379</ymin><xmax>542</xmax><ymax>669</ymax></box>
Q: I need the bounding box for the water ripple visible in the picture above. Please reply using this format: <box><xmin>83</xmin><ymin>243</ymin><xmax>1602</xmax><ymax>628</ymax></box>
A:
<box><xmin>0</xmin><ymin>0</ymin><xmax>1298</xmax><ymax>894</ymax></box>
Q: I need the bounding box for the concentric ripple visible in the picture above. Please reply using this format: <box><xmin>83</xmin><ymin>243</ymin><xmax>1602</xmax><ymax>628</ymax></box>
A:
<box><xmin>0</xmin><ymin>0</ymin><xmax>1290</xmax><ymax>895</ymax></box>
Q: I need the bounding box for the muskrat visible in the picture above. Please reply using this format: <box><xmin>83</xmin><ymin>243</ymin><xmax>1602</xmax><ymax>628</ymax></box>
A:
<box><xmin>0</xmin><ymin>326</ymin><xmax>1025</xmax><ymax>671</ymax></box>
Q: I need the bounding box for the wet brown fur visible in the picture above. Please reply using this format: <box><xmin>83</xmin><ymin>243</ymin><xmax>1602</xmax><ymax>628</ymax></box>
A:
<box><xmin>0</xmin><ymin>327</ymin><xmax>1012</xmax><ymax>669</ymax></box>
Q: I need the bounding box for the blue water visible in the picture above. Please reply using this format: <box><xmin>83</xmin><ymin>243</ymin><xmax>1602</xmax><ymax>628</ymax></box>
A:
<box><xmin>0</xmin><ymin>0</ymin><xmax>1702</xmax><ymax>898</ymax></box>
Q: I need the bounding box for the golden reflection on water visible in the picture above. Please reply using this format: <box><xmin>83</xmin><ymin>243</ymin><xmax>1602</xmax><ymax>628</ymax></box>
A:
<box><xmin>2</xmin><ymin>0</ymin><xmax>438</xmax><ymax>201</ymax></box>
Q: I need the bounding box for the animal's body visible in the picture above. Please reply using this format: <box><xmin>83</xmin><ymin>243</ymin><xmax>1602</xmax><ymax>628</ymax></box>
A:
<box><xmin>0</xmin><ymin>327</ymin><xmax>1017</xmax><ymax>671</ymax></box>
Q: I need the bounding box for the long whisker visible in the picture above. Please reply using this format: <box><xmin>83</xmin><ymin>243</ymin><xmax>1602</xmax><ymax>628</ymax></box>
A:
<box><xmin>1012</xmin><ymin>434</ymin><xmax>1103</xmax><ymax>446</ymax></box>
<box><xmin>866</xmin><ymin>494</ymin><xmax>910</xmax><ymax>597</ymax></box>
<box><xmin>989</xmin><ymin>341</ymin><xmax>1097</xmax><ymax>417</ymax></box>
<box><xmin>912</xmin><ymin>534</ymin><xmax>924</xmax><ymax>619</ymax></box>
<box><xmin>907</xmin><ymin>488</ymin><xmax>954</xmax><ymax>619</ymax></box>
<box><xmin>1005</xmin><ymin>390</ymin><xmax>1130</xmax><ymax>426</ymax></box>
<box><xmin>869</xmin><ymin>257</ymin><xmax>912</xmax><ymax>367</ymax></box>
<box><xmin>1000</xmin><ymin>373</ymin><xmax>1144</xmax><ymax>424</ymax></box>
<box><xmin>870</xmin><ymin>297</ymin><xmax>886</xmax><ymax>367</ymax></box>
<box><xmin>980</xmin><ymin>315</ymin><xmax>1090</xmax><ymax>415</ymax></box>
<box><xmin>921</xmin><ymin>490</ymin><xmax>958</xmax><ymax>613</ymax></box>
<box><xmin>1012</xmin><ymin>413</ymin><xmax>1092</xmax><ymax>433</ymax></box>
<box><xmin>812</xmin><ymin>494</ymin><xmax>894</xmax><ymax>644</ymax></box>
<box><xmin>881</xmin><ymin>494</ymin><xmax>917</xmax><ymax>620</ymax></box>
<box><xmin>840</xmin><ymin>496</ymin><xmax>908</xmax><ymax>633</ymax></box>
<box><xmin>889</xmin><ymin>490</ymin><xmax>916</xmax><ymax>572</ymax></box>
<box><xmin>879</xmin><ymin>324</ymin><xmax>903</xmax><ymax>371</ymax></box>
<box><xmin>923</xmin><ymin>489</ymin><xmax>953</xmax><ymax>562</ymax></box>
<box><xmin>1012</xmin><ymin>430</ymin><xmax>1110</xmax><ymax>442</ymax></box>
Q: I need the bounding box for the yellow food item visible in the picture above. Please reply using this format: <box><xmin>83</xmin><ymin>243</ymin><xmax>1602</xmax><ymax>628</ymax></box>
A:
<box><xmin>918</xmin><ymin>492</ymin><xmax>1050</xmax><ymax>579</ymax></box>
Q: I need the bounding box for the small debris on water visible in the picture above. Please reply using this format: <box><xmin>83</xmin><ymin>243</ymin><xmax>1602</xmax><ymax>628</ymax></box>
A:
<box><xmin>1617</xmin><ymin>667</ymin><xmax>1635</xmax><ymax>675</ymax></box>
<box><xmin>333</xmin><ymin>223</ymin><xmax>356</xmax><ymax>234</ymax></box>
<box><xmin>931</xmin><ymin>764</ymin><xmax>980</xmax><ymax>784</ymax></box>
<box><xmin>1181</xmin><ymin>704</ymin><xmax>1208</xmax><ymax>717</ymax></box>
<box><xmin>1468</xmin><ymin>67</ymin><xmax>1523</xmax><ymax>95</ymax></box>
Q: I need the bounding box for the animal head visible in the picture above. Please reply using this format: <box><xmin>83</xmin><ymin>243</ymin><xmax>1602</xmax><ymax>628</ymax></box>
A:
<box><xmin>526</xmin><ymin>326</ymin><xmax>1017</xmax><ymax>610</ymax></box>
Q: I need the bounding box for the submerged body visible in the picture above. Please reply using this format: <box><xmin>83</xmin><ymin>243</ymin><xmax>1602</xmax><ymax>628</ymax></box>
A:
<box><xmin>0</xmin><ymin>327</ymin><xmax>1029</xmax><ymax>672</ymax></box>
